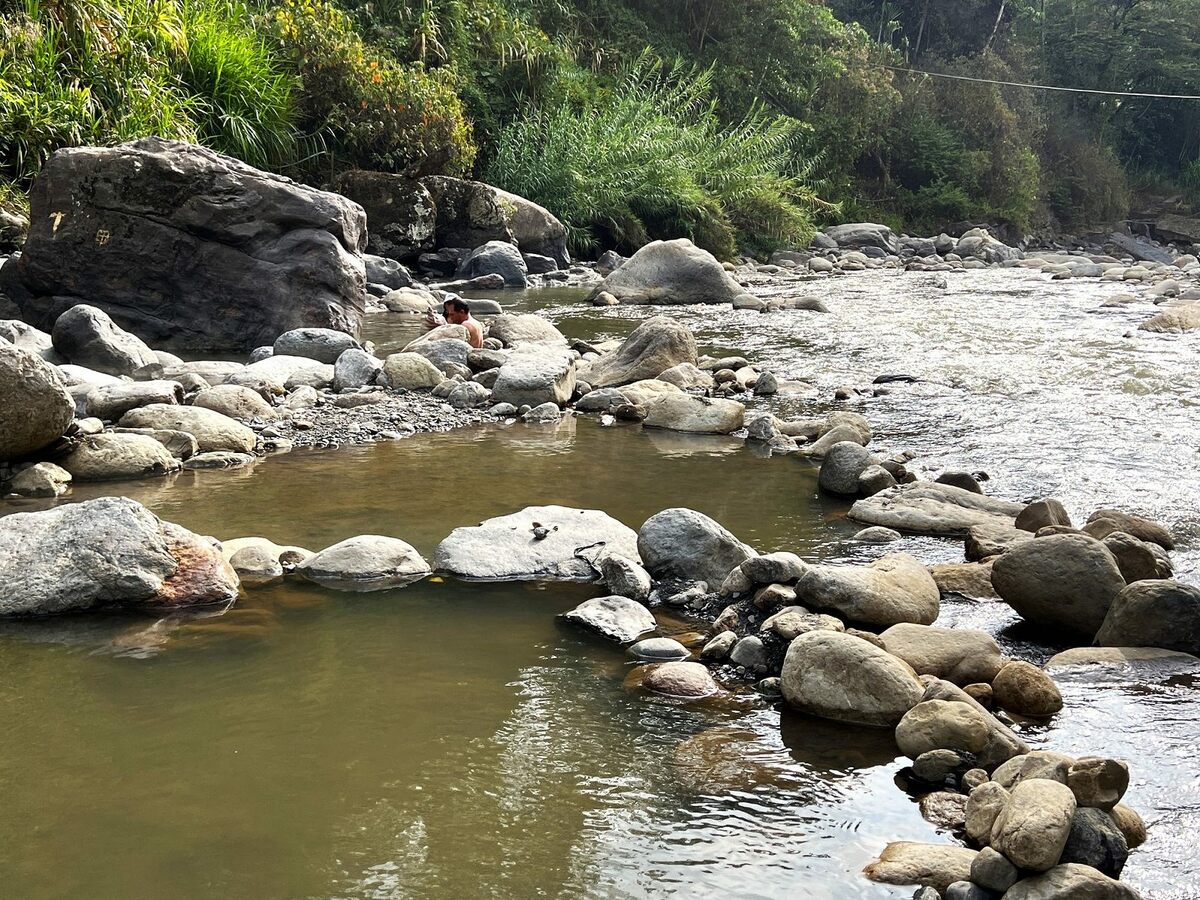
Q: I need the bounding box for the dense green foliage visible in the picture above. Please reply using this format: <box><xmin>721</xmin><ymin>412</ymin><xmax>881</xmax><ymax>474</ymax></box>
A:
<box><xmin>1</xmin><ymin>0</ymin><xmax>1197</xmax><ymax>251</ymax></box>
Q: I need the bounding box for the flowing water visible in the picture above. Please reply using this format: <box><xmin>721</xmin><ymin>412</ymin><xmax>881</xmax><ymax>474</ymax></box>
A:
<box><xmin>2</xmin><ymin>269</ymin><xmax>1199</xmax><ymax>899</ymax></box>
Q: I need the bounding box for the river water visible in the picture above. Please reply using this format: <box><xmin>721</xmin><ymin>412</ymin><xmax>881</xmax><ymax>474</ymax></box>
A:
<box><xmin>2</xmin><ymin>269</ymin><xmax>1198</xmax><ymax>898</ymax></box>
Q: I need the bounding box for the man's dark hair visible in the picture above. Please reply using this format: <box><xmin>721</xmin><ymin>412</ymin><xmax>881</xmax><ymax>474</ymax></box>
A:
<box><xmin>445</xmin><ymin>298</ymin><xmax>470</xmax><ymax>314</ymax></box>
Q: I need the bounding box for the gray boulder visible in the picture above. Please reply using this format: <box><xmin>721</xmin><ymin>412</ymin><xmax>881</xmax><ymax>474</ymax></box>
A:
<box><xmin>818</xmin><ymin>441</ymin><xmax>877</xmax><ymax>495</ymax></box>
<box><xmin>458</xmin><ymin>240</ymin><xmax>529</xmax><ymax>287</ymax></box>
<box><xmin>51</xmin><ymin>304</ymin><xmax>157</xmax><ymax>375</ymax></box>
<box><xmin>849</xmin><ymin>482</ymin><xmax>1024</xmax><ymax>537</ymax></box>
<box><xmin>824</xmin><ymin>223</ymin><xmax>898</xmax><ymax>253</ymax></box>
<box><xmin>329</xmin><ymin>171</ymin><xmax>437</xmax><ymax>260</ymax></box>
<box><xmin>9</xmin><ymin>138</ymin><xmax>366</xmax><ymax>351</ymax></box>
<box><xmin>585</xmin><ymin>238</ymin><xmax>741</xmax><ymax>305</ymax></box>
<box><xmin>273</xmin><ymin>328</ymin><xmax>360</xmax><ymax>364</ymax></box>
<box><xmin>491</xmin><ymin>346</ymin><xmax>576</xmax><ymax>407</ymax></box>
<box><xmin>561</xmin><ymin>595</ymin><xmax>655</xmax><ymax>643</ymax></box>
<box><xmin>362</xmin><ymin>254</ymin><xmax>413</xmax><ymax>290</ymax></box>
<box><xmin>119</xmin><ymin>404</ymin><xmax>257</xmax><ymax>453</ymax></box>
<box><xmin>486</xmin><ymin>313</ymin><xmax>566</xmax><ymax>348</ymax></box>
<box><xmin>7</xmin><ymin>461</ymin><xmax>71</xmax><ymax>497</ymax></box>
<box><xmin>781</xmin><ymin>630</ymin><xmax>924</xmax><ymax>727</ymax></box>
<box><xmin>59</xmin><ymin>432</ymin><xmax>181</xmax><ymax>481</ymax></box>
<box><xmin>406</xmin><ymin>337</ymin><xmax>473</xmax><ymax>375</ymax></box>
<box><xmin>333</xmin><ymin>348</ymin><xmax>383</xmax><ymax>390</ymax></box>
<box><xmin>85</xmin><ymin>380</ymin><xmax>183</xmax><ymax>421</ymax></box>
<box><xmin>598</xmin><ymin>553</ymin><xmax>651</xmax><ymax>602</ymax></box>
<box><xmin>642</xmin><ymin>393</ymin><xmax>744</xmax><ymax>434</ymax></box>
<box><xmin>1095</xmin><ymin>579</ymin><xmax>1200</xmax><ymax>653</ymax></box>
<box><xmin>0</xmin><ymin>342</ymin><xmax>75</xmax><ymax>461</ymax></box>
<box><xmin>435</xmin><ymin>505</ymin><xmax>639</xmax><ymax>581</ymax></box>
<box><xmin>299</xmin><ymin>535</ymin><xmax>430</xmax><ymax>591</ymax></box>
<box><xmin>578</xmin><ymin>316</ymin><xmax>698</xmax><ymax>388</ymax></box>
<box><xmin>795</xmin><ymin>553</ymin><xmax>939</xmax><ymax>627</ymax></box>
<box><xmin>0</xmin><ymin>496</ymin><xmax>238</xmax><ymax>616</ymax></box>
<box><xmin>638</xmin><ymin>508</ymin><xmax>755</xmax><ymax>588</ymax></box>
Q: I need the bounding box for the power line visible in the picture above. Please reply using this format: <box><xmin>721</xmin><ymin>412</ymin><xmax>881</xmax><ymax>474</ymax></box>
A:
<box><xmin>882</xmin><ymin>65</ymin><xmax>1200</xmax><ymax>100</ymax></box>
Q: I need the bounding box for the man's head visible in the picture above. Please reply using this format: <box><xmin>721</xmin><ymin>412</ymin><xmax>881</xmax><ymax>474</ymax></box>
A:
<box><xmin>442</xmin><ymin>297</ymin><xmax>471</xmax><ymax>325</ymax></box>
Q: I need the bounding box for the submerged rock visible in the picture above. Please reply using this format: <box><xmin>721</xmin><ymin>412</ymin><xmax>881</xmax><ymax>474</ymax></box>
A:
<box><xmin>642</xmin><ymin>661</ymin><xmax>718</xmax><ymax>697</ymax></box>
<box><xmin>991</xmin><ymin>660</ymin><xmax>1063</xmax><ymax>717</ymax></box>
<box><xmin>642</xmin><ymin>393</ymin><xmax>744</xmax><ymax>434</ymax></box>
<box><xmin>59</xmin><ymin>432</ymin><xmax>181</xmax><ymax>481</ymax></box>
<box><xmin>863</xmin><ymin>841</ymin><xmax>977</xmax><ymax>893</ymax></box>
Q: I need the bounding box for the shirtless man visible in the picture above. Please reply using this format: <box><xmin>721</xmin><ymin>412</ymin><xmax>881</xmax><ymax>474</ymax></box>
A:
<box><xmin>423</xmin><ymin>296</ymin><xmax>484</xmax><ymax>349</ymax></box>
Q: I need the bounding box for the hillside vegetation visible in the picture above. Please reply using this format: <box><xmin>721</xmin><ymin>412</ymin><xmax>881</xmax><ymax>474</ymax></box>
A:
<box><xmin>1</xmin><ymin>0</ymin><xmax>1197</xmax><ymax>254</ymax></box>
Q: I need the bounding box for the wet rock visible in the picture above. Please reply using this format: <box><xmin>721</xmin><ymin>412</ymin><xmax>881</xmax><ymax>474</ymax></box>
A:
<box><xmin>1094</xmin><ymin>579</ymin><xmax>1200</xmax><ymax>653</ymax></box>
<box><xmin>920</xmin><ymin>791</ymin><xmax>969</xmax><ymax>830</ymax></box>
<box><xmin>119</xmin><ymin>404</ymin><xmax>257</xmax><ymax>454</ymax></box>
<box><xmin>1084</xmin><ymin>508</ymin><xmax>1173</xmax><ymax>549</ymax></box>
<box><xmin>896</xmin><ymin>699</ymin><xmax>991</xmax><ymax>758</ymax></box>
<box><xmin>585</xmin><ymin>238</ymin><xmax>741</xmax><ymax>305</ymax></box>
<box><xmin>993</xmin><ymin>751</ymin><xmax>1075</xmax><ymax>789</ymax></box>
<box><xmin>966</xmin><ymin>782</ymin><xmax>1011</xmax><ymax>843</ymax></box>
<box><xmin>273</xmin><ymin>328</ymin><xmax>359</xmax><ymax>364</ymax></box>
<box><xmin>913</xmin><ymin>749</ymin><xmax>971</xmax><ymax>782</ymax></box>
<box><xmin>228</xmin><ymin>545</ymin><xmax>284</xmax><ymax>588</ymax></box>
<box><xmin>761</xmin><ymin>606</ymin><xmax>842</xmax><ymax>640</ymax></box>
<box><xmin>1101</xmin><ymin>531</ymin><xmax>1172</xmax><ymax>582</ymax></box>
<box><xmin>85</xmin><ymin>380</ymin><xmax>183</xmax><ymax>421</ymax></box>
<box><xmin>50</xmin><ymin>304</ymin><xmax>157</xmax><ymax>375</ymax></box>
<box><xmin>1002</xmin><ymin>863</ymin><xmax>1139</xmax><ymax>899</ymax></box>
<box><xmin>729</xmin><ymin>635</ymin><xmax>768</xmax><ymax>672</ymax></box>
<box><xmin>627</xmin><ymin>637</ymin><xmax>689</xmax><ymax>661</ymax></box>
<box><xmin>381</xmin><ymin>352</ymin><xmax>445</xmax><ymax>390</ymax></box>
<box><xmin>818</xmin><ymin>441</ymin><xmax>877</xmax><ymax>496</ymax></box>
<box><xmin>0</xmin><ymin>342</ymin><xmax>75</xmax><ymax>460</ymax></box>
<box><xmin>183</xmin><ymin>450</ymin><xmax>256</xmax><ymax>469</ymax></box>
<box><xmin>935</xmin><ymin>472</ymin><xmax>982</xmax><ymax>494</ymax></box>
<box><xmin>970</xmin><ymin>846</ymin><xmax>1018</xmax><ymax>893</ymax></box>
<box><xmin>929</xmin><ymin>561</ymin><xmax>998</xmax><ymax>600</ymax></box>
<box><xmin>0</xmin><ymin>496</ymin><xmax>238</xmax><ymax>615</ymax></box>
<box><xmin>991</xmin><ymin>779</ymin><xmax>1077</xmax><ymax>871</ymax></box>
<box><xmin>642</xmin><ymin>661</ymin><xmax>719</xmax><ymax>697</ymax></box>
<box><xmin>795</xmin><ymin>553</ymin><xmax>940</xmax><ymax>627</ymax></box>
<box><xmin>562</xmin><ymin>595</ymin><xmax>655</xmax><ymax>643</ymax></box>
<box><xmin>923</xmin><ymin>680</ymin><xmax>1030</xmax><ymax>770</ymax></box>
<box><xmin>1109</xmin><ymin>804</ymin><xmax>1146</xmax><ymax>849</ymax></box>
<box><xmin>637</xmin><ymin>508</ymin><xmax>755</xmax><ymax>588</ymax></box>
<box><xmin>856</xmin><ymin>526</ymin><xmax>903</xmax><ymax>542</ymax></box>
<box><xmin>299</xmin><ymin>535</ymin><xmax>431</xmax><ymax>591</ymax></box>
<box><xmin>1016</xmin><ymin>498</ymin><xmax>1073</xmax><ymax>532</ymax></box>
<box><xmin>966</xmin><ymin>522</ymin><xmax>1033</xmax><ymax>560</ymax></box>
<box><xmin>991</xmin><ymin>534</ymin><xmax>1126</xmax><ymax>637</ymax></box>
<box><xmin>1059</xmin><ymin>808</ymin><xmax>1129</xmax><ymax>877</ymax></box>
<box><xmin>59</xmin><ymin>432</ymin><xmax>181</xmax><ymax>480</ymax></box>
<box><xmin>782</xmin><ymin>630</ymin><xmax>924</xmax><ymax>727</ymax></box>
<box><xmin>458</xmin><ymin>240</ymin><xmax>528</xmax><ymax>287</ymax></box>
<box><xmin>598</xmin><ymin>554</ymin><xmax>651</xmax><ymax>602</ymax></box>
<box><xmin>849</xmin><ymin>482</ymin><xmax>1024</xmax><ymax>537</ymax></box>
<box><xmin>1067</xmin><ymin>758</ymin><xmax>1129</xmax><ymax>809</ymax></box>
<box><xmin>1044</xmin><ymin>645</ymin><xmax>1200</xmax><ymax>673</ymax></box>
<box><xmin>437</xmin><ymin>505</ymin><xmax>639</xmax><ymax>581</ymax></box>
<box><xmin>700</xmin><ymin>630</ymin><xmax>737</xmax><ymax>661</ymax></box>
<box><xmin>863</xmin><ymin>841</ymin><xmax>977</xmax><ymax>893</ymax></box>
<box><xmin>880</xmin><ymin>624</ymin><xmax>1005</xmax><ymax>685</ymax></box>
<box><xmin>333</xmin><ymin>348</ymin><xmax>383</xmax><ymax>390</ymax></box>
<box><xmin>991</xmin><ymin>661</ymin><xmax>1063</xmax><ymax>717</ymax></box>
<box><xmin>7</xmin><ymin>462</ymin><xmax>71</xmax><ymax>497</ymax></box>
<box><xmin>193</xmin><ymin>384</ymin><xmax>276</xmax><ymax>421</ymax></box>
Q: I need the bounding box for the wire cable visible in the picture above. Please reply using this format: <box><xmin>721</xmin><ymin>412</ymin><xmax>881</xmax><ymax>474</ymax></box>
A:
<box><xmin>881</xmin><ymin>65</ymin><xmax>1200</xmax><ymax>100</ymax></box>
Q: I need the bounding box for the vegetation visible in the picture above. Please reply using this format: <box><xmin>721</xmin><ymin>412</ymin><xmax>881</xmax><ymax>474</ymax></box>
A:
<box><xmin>1</xmin><ymin>0</ymin><xmax>1197</xmax><ymax>253</ymax></box>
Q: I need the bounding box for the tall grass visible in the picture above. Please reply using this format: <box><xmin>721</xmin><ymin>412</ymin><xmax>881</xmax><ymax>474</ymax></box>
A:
<box><xmin>486</xmin><ymin>55</ymin><xmax>827</xmax><ymax>257</ymax></box>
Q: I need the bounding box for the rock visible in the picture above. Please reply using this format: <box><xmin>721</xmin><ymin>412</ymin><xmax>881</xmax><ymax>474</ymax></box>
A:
<box><xmin>993</xmin><ymin>751</ymin><xmax>1075</xmax><ymax>789</ymax></box>
<box><xmin>1003</xmin><ymin>863</ymin><xmax>1139</xmax><ymax>899</ymax></box>
<box><xmin>50</xmin><ymin>304</ymin><xmax>157</xmax><ymax>376</ymax></box>
<box><xmin>990</xmin><ymin>779</ymin><xmax>1077</xmax><ymax>871</ymax></box>
<box><xmin>577</xmin><ymin>316</ymin><xmax>697</xmax><ymax>388</ymax></box>
<box><xmin>818</xmin><ymin>441</ymin><xmax>877</xmax><ymax>496</ymax></box>
<box><xmin>849</xmin><ymin>482</ymin><xmax>1025</xmax><ymax>537</ymax></box>
<box><xmin>333</xmin><ymin>348</ymin><xmax>383</xmax><ymax>391</ymax></box>
<box><xmin>700</xmin><ymin>630</ymin><xmax>737</xmax><ymax>661</ymax></box>
<box><xmin>235</xmin><ymin>355</ymin><xmax>334</xmax><ymax>391</ymax></box>
<box><xmin>0</xmin><ymin>496</ymin><xmax>238</xmax><ymax>615</ymax></box>
<box><xmin>229</xmin><ymin>545</ymin><xmax>284</xmax><ymax>588</ymax></box>
<box><xmin>923</xmin><ymin>679</ymin><xmax>1030</xmax><ymax>770</ymax></box>
<box><xmin>520</xmin><ymin>401</ymin><xmax>560</xmax><ymax>421</ymax></box>
<box><xmin>627</xmin><ymin>637</ymin><xmax>689</xmax><ymax>661</ymax></box>
<box><xmin>729</xmin><ymin>635</ymin><xmax>768</xmax><ymax>672</ymax></box>
<box><xmin>184</xmin><ymin>450</ymin><xmax>255</xmax><ymax>469</ymax></box>
<box><xmin>825</xmin><ymin>223</ymin><xmax>898</xmax><ymax>253</ymax></box>
<box><xmin>920</xmin><ymin>792</ymin><xmax>969</xmax><ymax>830</ymax></box>
<box><xmin>1066</xmin><ymin>758</ymin><xmax>1129</xmax><ymax>810</ymax></box>
<box><xmin>1084</xmin><ymin>508</ymin><xmax>1173</xmax><ymax>550</ymax></box>
<box><xmin>381</xmin><ymin>287</ymin><xmax>437</xmax><ymax>314</ymax></box>
<box><xmin>426</xmin><ymin>177</ymin><xmax>569</xmax><ymax>266</ymax></box>
<box><xmin>492</xmin><ymin>346</ymin><xmax>576</xmax><ymax>407</ymax></box>
<box><xmin>1094</xmin><ymin>579</ymin><xmax>1200</xmax><ymax>653</ymax></box>
<box><xmin>446</xmin><ymin>381</ymin><xmax>492</xmax><ymax>409</ymax></box>
<box><xmin>856</xmin><ymin>526</ymin><xmax>903</xmax><ymax>543</ymax></box>
<box><xmin>935</xmin><ymin>472</ymin><xmax>982</xmax><ymax>494</ymax></box>
<box><xmin>966</xmin><ymin>522</ymin><xmax>1033</xmax><ymax>560</ymax></box>
<box><xmin>913</xmin><ymin>749</ymin><xmax>971</xmax><ymax>782</ymax></box>
<box><xmin>458</xmin><ymin>240</ymin><xmax>528</xmax><ymax>287</ymax></box>
<box><xmin>781</xmin><ymin>630</ymin><xmax>924</xmax><ymax>727</ymax></box>
<box><xmin>362</xmin><ymin>254</ymin><xmax>413</xmax><ymax>290</ymax></box>
<box><xmin>0</xmin><ymin>342</ymin><xmax>75</xmax><ymax>460</ymax></box>
<box><xmin>794</xmin><ymin>553</ymin><xmax>940</xmax><ymax>627</ymax></box>
<box><xmin>85</xmin><ymin>380</ymin><xmax>183</xmax><ymax>421</ymax></box>
<box><xmin>657</xmin><ymin>362</ymin><xmax>714</xmax><ymax>392</ymax></box>
<box><xmin>753</xmin><ymin>372</ymin><xmax>778</xmax><ymax>395</ymax></box>
<box><xmin>598</xmin><ymin>554</ymin><xmax>651</xmax><ymax>602</ymax></box>
<box><xmin>329</xmin><ymin>171</ymin><xmax>436</xmax><ymax>260</ymax></box>
<box><xmin>1101</xmin><ymin>531</ymin><xmax>1172</xmax><ymax>582</ymax></box>
<box><xmin>1045</xmin><ymin>646</ymin><xmax>1200</xmax><ymax>673</ymax></box>
<box><xmin>119</xmin><ymin>404</ymin><xmax>257</xmax><ymax>453</ymax></box>
<box><xmin>642</xmin><ymin>393</ymin><xmax>744</xmax><ymax>434</ymax></box>
<box><xmin>436</xmin><ymin>505</ymin><xmax>639</xmax><ymax>581</ymax></box>
<box><xmin>0</xmin><ymin>319</ymin><xmax>58</xmax><ymax>361</ymax></box>
<box><xmin>112</xmin><ymin>427</ymin><xmax>199</xmax><ymax>460</ymax></box>
<box><xmin>637</xmin><ymin>508</ymin><xmax>755</xmax><ymax>588</ymax></box>
<box><xmin>991</xmin><ymin>534</ymin><xmax>1126</xmax><ymax>637</ymax></box>
<box><xmin>10</xmin><ymin>139</ymin><xmax>365</xmax><ymax>351</ymax></box>
<box><xmin>929</xmin><ymin>561</ymin><xmax>998</xmax><ymax>600</ymax></box>
<box><xmin>562</xmin><ymin>595</ymin><xmax>655</xmax><ymax>643</ymax></box>
<box><xmin>880</xmin><ymin>624</ymin><xmax>1005</xmax><ymax>685</ymax></box>
<box><xmin>642</xmin><ymin>661</ymin><xmax>718</xmax><ymax>697</ymax></box>
<box><xmin>59</xmin><ymin>432</ymin><xmax>181</xmax><ymax>480</ymax></box>
<box><xmin>863</xmin><ymin>842</ymin><xmax>978</xmax><ymax>893</ymax></box>
<box><xmin>896</xmin><ymin>699</ymin><xmax>991</xmax><ymax>758</ymax></box>
<box><xmin>858</xmin><ymin>464</ymin><xmax>898</xmax><ymax>496</ymax></box>
<box><xmin>219</xmin><ymin>536</ymin><xmax>313</xmax><ymax>571</ymax></box>
<box><xmin>966</xmin><ymin>782</ymin><xmax>1011</xmax><ymax>843</ymax></box>
<box><xmin>299</xmin><ymin>535</ymin><xmax>430</xmax><ymax>591</ymax></box>
<box><xmin>964</xmin><ymin>683</ymin><xmax>993</xmax><ymax>707</ymax></box>
<box><xmin>486</xmin><ymin>313</ymin><xmax>566</xmax><ymax>348</ymax></box>
<box><xmin>585</xmin><ymin>238</ymin><xmax>741</xmax><ymax>305</ymax></box>
<box><xmin>193</xmin><ymin>384</ymin><xmax>276</xmax><ymax>421</ymax></box>
<box><xmin>1109</xmin><ymin>804</ymin><xmax>1146</xmax><ymax>849</ymax></box>
<box><xmin>970</xmin><ymin>847</ymin><xmax>1019</xmax><ymax>893</ymax></box>
<box><xmin>381</xmin><ymin>352</ymin><xmax>445</xmax><ymax>390</ymax></box>
<box><xmin>1140</xmin><ymin>299</ymin><xmax>1200</xmax><ymax>333</ymax></box>
<box><xmin>403</xmin><ymin>336</ymin><xmax>473</xmax><ymax>376</ymax></box>
<box><xmin>761</xmin><ymin>607</ymin><xmax>843</xmax><ymax>640</ymax></box>
<box><xmin>991</xmin><ymin>661</ymin><xmax>1063</xmax><ymax>717</ymax></box>
<box><xmin>7</xmin><ymin>462</ymin><xmax>71</xmax><ymax>497</ymax></box>
<box><xmin>1016</xmin><ymin>499</ymin><xmax>1073</xmax><ymax>532</ymax></box>
<box><xmin>273</xmin><ymin>328</ymin><xmax>359</xmax><ymax>364</ymax></box>
<box><xmin>575</xmin><ymin>388</ymin><xmax>629</xmax><ymax>413</ymax></box>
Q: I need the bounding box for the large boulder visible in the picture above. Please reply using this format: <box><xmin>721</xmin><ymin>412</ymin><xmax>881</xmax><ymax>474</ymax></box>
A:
<box><xmin>59</xmin><ymin>432</ymin><xmax>181</xmax><ymax>481</ymax></box>
<box><xmin>272</xmin><ymin>328</ymin><xmax>360</xmax><ymax>364</ymax></box>
<box><xmin>50</xmin><ymin>304</ymin><xmax>157</xmax><ymax>376</ymax></box>
<box><xmin>435</xmin><ymin>505</ymin><xmax>639</xmax><ymax>581</ymax></box>
<box><xmin>781</xmin><ymin>630</ymin><xmax>924</xmax><ymax>727</ymax></box>
<box><xmin>560</xmin><ymin>595</ymin><xmax>655</xmax><ymax>643</ymax></box>
<box><xmin>330</xmin><ymin>170</ymin><xmax>436</xmax><ymax>260</ymax></box>
<box><xmin>381</xmin><ymin>352</ymin><xmax>444</xmax><ymax>390</ymax></box>
<box><xmin>458</xmin><ymin>240</ymin><xmax>528</xmax><ymax>287</ymax></box>
<box><xmin>1084</xmin><ymin>508</ymin><xmax>1174</xmax><ymax>550</ymax></box>
<box><xmin>818</xmin><ymin>441</ymin><xmax>877</xmax><ymax>495</ymax></box>
<box><xmin>585</xmin><ymin>239</ymin><xmax>741</xmax><ymax>305</ymax></box>
<box><xmin>1094</xmin><ymin>579</ymin><xmax>1200</xmax><ymax>653</ymax></box>
<box><xmin>85</xmin><ymin>380</ymin><xmax>183</xmax><ymax>421</ymax></box>
<box><xmin>119</xmin><ymin>404</ymin><xmax>257</xmax><ymax>453</ymax></box>
<box><xmin>637</xmin><ymin>508</ymin><xmax>755</xmax><ymax>588</ymax></box>
<box><xmin>299</xmin><ymin>535</ymin><xmax>430</xmax><ymax>591</ymax></box>
<box><xmin>991</xmin><ymin>534</ymin><xmax>1126</xmax><ymax>637</ymax></box>
<box><xmin>0</xmin><ymin>496</ymin><xmax>238</xmax><ymax>615</ymax></box>
<box><xmin>7</xmin><ymin>138</ymin><xmax>366</xmax><ymax>351</ymax></box>
<box><xmin>192</xmin><ymin>384</ymin><xmax>277</xmax><ymax>422</ymax></box>
<box><xmin>642</xmin><ymin>393</ymin><xmax>744</xmax><ymax>434</ymax></box>
<box><xmin>486</xmin><ymin>313</ymin><xmax>566</xmax><ymax>348</ymax></box>
<box><xmin>849</xmin><ymin>482</ymin><xmax>1025</xmax><ymax>537</ymax></box>
<box><xmin>824</xmin><ymin>223</ymin><xmax>898</xmax><ymax>253</ymax></box>
<box><xmin>794</xmin><ymin>554</ymin><xmax>940</xmax><ymax>627</ymax></box>
<box><xmin>0</xmin><ymin>342</ymin><xmax>75</xmax><ymax>461</ymax></box>
<box><xmin>491</xmin><ymin>346</ymin><xmax>576</xmax><ymax>407</ymax></box>
<box><xmin>895</xmin><ymin>699</ymin><xmax>991</xmax><ymax>758</ymax></box>
<box><xmin>491</xmin><ymin>186</ymin><xmax>570</xmax><ymax>267</ymax></box>
<box><xmin>879</xmin><ymin>624</ymin><xmax>1005</xmax><ymax>685</ymax></box>
<box><xmin>0</xmin><ymin>319</ymin><xmax>59</xmax><ymax>361</ymax></box>
<box><xmin>990</xmin><ymin>779</ymin><xmax>1077</xmax><ymax>872</ymax></box>
<box><xmin>1003</xmin><ymin>863</ymin><xmax>1140</xmax><ymax>900</ymax></box>
<box><xmin>577</xmin><ymin>316</ymin><xmax>697</xmax><ymax>388</ymax></box>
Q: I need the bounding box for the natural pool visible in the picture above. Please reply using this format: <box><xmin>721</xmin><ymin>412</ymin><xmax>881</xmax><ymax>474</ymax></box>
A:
<box><xmin>2</xmin><ymin>269</ymin><xmax>1198</xmax><ymax>898</ymax></box>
